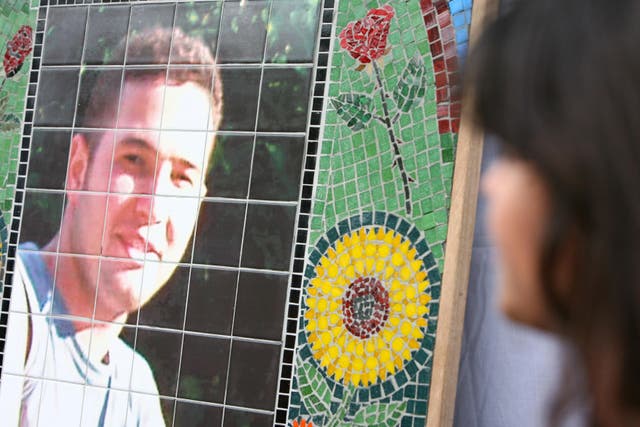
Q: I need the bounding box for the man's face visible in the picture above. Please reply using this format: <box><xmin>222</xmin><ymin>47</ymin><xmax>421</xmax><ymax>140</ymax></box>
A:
<box><xmin>66</xmin><ymin>79</ymin><xmax>215</xmax><ymax>318</ymax></box>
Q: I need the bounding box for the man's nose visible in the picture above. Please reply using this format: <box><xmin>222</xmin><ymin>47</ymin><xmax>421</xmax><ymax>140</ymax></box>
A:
<box><xmin>135</xmin><ymin>162</ymin><xmax>173</xmax><ymax>225</ymax></box>
<box><xmin>153</xmin><ymin>161</ymin><xmax>175</xmax><ymax>196</ymax></box>
<box><xmin>134</xmin><ymin>193</ymin><xmax>173</xmax><ymax>227</ymax></box>
<box><xmin>148</xmin><ymin>194</ymin><xmax>173</xmax><ymax>227</ymax></box>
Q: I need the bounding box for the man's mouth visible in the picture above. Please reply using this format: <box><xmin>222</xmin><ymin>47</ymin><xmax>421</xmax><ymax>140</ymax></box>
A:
<box><xmin>117</xmin><ymin>234</ymin><xmax>162</xmax><ymax>263</ymax></box>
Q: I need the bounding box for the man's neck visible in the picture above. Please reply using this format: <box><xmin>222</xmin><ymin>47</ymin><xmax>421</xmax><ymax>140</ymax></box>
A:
<box><xmin>74</xmin><ymin>322</ymin><xmax>125</xmax><ymax>366</ymax></box>
<box><xmin>42</xmin><ymin>235</ymin><xmax>127</xmax><ymax>365</ymax></box>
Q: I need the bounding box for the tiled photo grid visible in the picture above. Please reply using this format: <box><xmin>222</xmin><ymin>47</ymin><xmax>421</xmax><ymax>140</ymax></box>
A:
<box><xmin>0</xmin><ymin>1</ymin><xmax>328</xmax><ymax>426</ymax></box>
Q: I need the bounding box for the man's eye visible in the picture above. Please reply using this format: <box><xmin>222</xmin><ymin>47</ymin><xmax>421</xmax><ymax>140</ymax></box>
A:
<box><xmin>174</xmin><ymin>172</ymin><xmax>194</xmax><ymax>187</ymax></box>
<box><xmin>124</xmin><ymin>154</ymin><xmax>143</xmax><ymax>165</ymax></box>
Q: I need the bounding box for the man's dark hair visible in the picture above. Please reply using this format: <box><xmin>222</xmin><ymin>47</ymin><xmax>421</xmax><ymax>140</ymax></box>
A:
<box><xmin>76</xmin><ymin>26</ymin><xmax>223</xmax><ymax>144</ymax></box>
<box><xmin>466</xmin><ymin>0</ymin><xmax>640</xmax><ymax>425</ymax></box>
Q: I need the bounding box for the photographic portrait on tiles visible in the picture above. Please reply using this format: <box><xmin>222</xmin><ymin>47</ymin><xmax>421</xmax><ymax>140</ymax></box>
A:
<box><xmin>3</xmin><ymin>1</ymin><xmax>320</xmax><ymax>426</ymax></box>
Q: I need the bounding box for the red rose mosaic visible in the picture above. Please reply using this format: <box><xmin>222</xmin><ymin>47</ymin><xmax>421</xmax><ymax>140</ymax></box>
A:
<box><xmin>3</xmin><ymin>25</ymin><xmax>33</xmax><ymax>79</ymax></box>
<box><xmin>338</xmin><ymin>5</ymin><xmax>394</xmax><ymax>64</ymax></box>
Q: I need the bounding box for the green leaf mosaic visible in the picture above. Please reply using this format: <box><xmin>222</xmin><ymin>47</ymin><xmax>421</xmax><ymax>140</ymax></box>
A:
<box><xmin>352</xmin><ymin>401</ymin><xmax>408</xmax><ymax>426</ymax></box>
<box><xmin>297</xmin><ymin>354</ymin><xmax>333</xmax><ymax>415</ymax></box>
<box><xmin>311</xmin><ymin>0</ymin><xmax>454</xmax><ymax>275</ymax></box>
<box><xmin>0</xmin><ymin>0</ymin><xmax>36</xmax><ymax>262</ymax></box>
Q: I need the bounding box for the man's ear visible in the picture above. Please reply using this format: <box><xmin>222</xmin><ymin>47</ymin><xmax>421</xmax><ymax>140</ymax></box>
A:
<box><xmin>66</xmin><ymin>133</ymin><xmax>90</xmax><ymax>194</ymax></box>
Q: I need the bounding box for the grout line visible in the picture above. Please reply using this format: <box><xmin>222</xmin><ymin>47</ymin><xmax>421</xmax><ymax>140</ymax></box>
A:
<box><xmin>220</xmin><ymin>1</ymin><xmax>274</xmax><ymax>423</ymax></box>
<box><xmin>2</xmin><ymin>371</ymin><xmax>277</xmax><ymax>416</ymax></box>
<box><xmin>91</xmin><ymin>3</ymin><xmax>136</xmax><ymax>425</ymax></box>
<box><xmin>86</xmin><ymin>3</ymin><xmax>135</xmax><ymax>426</ymax></box>
<box><xmin>72</xmin><ymin>5</ymin><xmax>108</xmax><ymax>424</ymax></box>
<box><xmin>29</xmin><ymin>5</ymin><xmax>57</xmax><ymax>425</ymax></box>
<box><xmin>0</xmin><ymin>306</ymin><xmax>285</xmax><ymax>346</ymax></box>
<box><xmin>170</xmin><ymin>2</ymin><xmax>223</xmax><ymax>424</ymax></box>
<box><xmin>215</xmin><ymin>2</ymin><xmax>233</xmax><ymax>424</ymax></box>
<box><xmin>20</xmin><ymin>188</ymin><xmax>301</xmax><ymax>206</ymax></box>
<box><xmin>14</xmin><ymin>247</ymin><xmax>296</xmax><ymax>276</ymax></box>
<box><xmin>125</xmin><ymin>2</ymin><xmax>182</xmax><ymax>425</ymax></box>
<box><xmin>32</xmin><ymin>126</ymin><xmax>307</xmax><ymax>137</ymax></box>
<box><xmin>37</xmin><ymin>62</ymin><xmax>314</xmax><ymax>69</ymax></box>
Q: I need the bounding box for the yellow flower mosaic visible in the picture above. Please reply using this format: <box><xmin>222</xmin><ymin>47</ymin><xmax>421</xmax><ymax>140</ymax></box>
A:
<box><xmin>305</xmin><ymin>227</ymin><xmax>431</xmax><ymax>387</ymax></box>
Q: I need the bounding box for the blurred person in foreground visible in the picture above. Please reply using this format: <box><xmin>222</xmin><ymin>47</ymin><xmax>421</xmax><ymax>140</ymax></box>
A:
<box><xmin>466</xmin><ymin>0</ymin><xmax>640</xmax><ymax>426</ymax></box>
<box><xmin>0</xmin><ymin>27</ymin><xmax>222</xmax><ymax>426</ymax></box>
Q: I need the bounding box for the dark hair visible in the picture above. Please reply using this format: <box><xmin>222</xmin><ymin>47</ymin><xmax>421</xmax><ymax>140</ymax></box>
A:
<box><xmin>76</xmin><ymin>26</ymin><xmax>223</xmax><ymax>153</ymax></box>
<box><xmin>466</xmin><ymin>0</ymin><xmax>640</xmax><ymax>425</ymax></box>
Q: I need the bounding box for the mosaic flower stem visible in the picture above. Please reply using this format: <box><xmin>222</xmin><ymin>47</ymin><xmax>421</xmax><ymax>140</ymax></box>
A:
<box><xmin>372</xmin><ymin>60</ymin><xmax>412</xmax><ymax>215</ymax></box>
<box><xmin>326</xmin><ymin>386</ymin><xmax>355</xmax><ymax>427</ymax></box>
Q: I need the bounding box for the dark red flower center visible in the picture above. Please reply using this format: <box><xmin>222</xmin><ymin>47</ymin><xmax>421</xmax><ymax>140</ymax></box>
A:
<box><xmin>342</xmin><ymin>277</ymin><xmax>390</xmax><ymax>339</ymax></box>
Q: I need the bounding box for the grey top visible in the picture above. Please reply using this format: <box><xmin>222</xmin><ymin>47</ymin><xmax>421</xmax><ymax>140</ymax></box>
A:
<box><xmin>17</xmin><ymin>243</ymin><xmax>165</xmax><ymax>427</ymax></box>
<box><xmin>453</xmin><ymin>138</ymin><xmax>586</xmax><ymax>427</ymax></box>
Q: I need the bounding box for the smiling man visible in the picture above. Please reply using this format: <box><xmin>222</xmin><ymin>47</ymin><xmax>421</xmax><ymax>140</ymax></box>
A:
<box><xmin>1</xmin><ymin>27</ymin><xmax>222</xmax><ymax>426</ymax></box>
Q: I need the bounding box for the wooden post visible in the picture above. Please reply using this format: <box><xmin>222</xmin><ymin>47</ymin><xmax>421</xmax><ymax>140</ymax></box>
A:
<box><xmin>426</xmin><ymin>0</ymin><xmax>500</xmax><ymax>425</ymax></box>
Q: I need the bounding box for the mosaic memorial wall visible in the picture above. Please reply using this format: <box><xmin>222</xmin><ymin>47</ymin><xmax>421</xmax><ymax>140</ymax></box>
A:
<box><xmin>0</xmin><ymin>0</ymin><xmax>475</xmax><ymax>426</ymax></box>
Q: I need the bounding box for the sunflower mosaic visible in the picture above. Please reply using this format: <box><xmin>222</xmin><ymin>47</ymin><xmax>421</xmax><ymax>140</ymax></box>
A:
<box><xmin>292</xmin><ymin>212</ymin><xmax>441</xmax><ymax>426</ymax></box>
<box><xmin>305</xmin><ymin>226</ymin><xmax>431</xmax><ymax>387</ymax></box>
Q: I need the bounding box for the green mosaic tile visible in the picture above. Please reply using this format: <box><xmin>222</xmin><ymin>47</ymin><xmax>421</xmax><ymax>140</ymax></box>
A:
<box><xmin>344</xmin><ymin>179</ymin><xmax>357</xmax><ymax>194</ymax></box>
<box><xmin>432</xmin><ymin>244</ymin><xmax>444</xmax><ymax>259</ymax></box>
<box><xmin>419</xmin><ymin>212</ymin><xmax>436</xmax><ymax>230</ymax></box>
<box><xmin>360</xmin><ymin>191</ymin><xmax>371</xmax><ymax>205</ymax></box>
<box><xmin>311</xmin><ymin>216</ymin><xmax>322</xmax><ymax>230</ymax></box>
<box><xmin>443</xmin><ymin>162</ymin><xmax>455</xmax><ymax>176</ymax></box>
<box><xmin>444</xmin><ymin>178</ymin><xmax>453</xmax><ymax>194</ymax></box>
<box><xmin>0</xmin><ymin>0</ymin><xmax>36</xmax><ymax>262</ymax></box>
